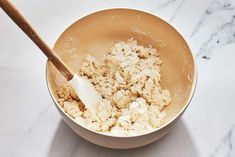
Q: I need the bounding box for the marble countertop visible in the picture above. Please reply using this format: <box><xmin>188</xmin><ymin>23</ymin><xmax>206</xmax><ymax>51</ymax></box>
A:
<box><xmin>0</xmin><ymin>0</ymin><xmax>235</xmax><ymax>156</ymax></box>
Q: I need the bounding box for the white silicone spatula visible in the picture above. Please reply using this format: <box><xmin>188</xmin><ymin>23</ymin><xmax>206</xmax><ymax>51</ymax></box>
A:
<box><xmin>0</xmin><ymin>0</ymin><xmax>101</xmax><ymax>109</ymax></box>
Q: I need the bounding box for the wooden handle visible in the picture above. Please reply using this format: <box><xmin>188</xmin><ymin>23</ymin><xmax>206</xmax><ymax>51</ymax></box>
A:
<box><xmin>0</xmin><ymin>0</ymin><xmax>74</xmax><ymax>80</ymax></box>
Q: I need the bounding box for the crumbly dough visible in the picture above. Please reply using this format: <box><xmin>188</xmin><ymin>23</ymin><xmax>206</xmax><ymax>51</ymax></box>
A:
<box><xmin>57</xmin><ymin>39</ymin><xmax>172</xmax><ymax>136</ymax></box>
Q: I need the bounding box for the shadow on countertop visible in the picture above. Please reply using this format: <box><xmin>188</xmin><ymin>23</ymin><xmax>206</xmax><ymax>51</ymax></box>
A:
<box><xmin>48</xmin><ymin>119</ymin><xmax>199</xmax><ymax>157</ymax></box>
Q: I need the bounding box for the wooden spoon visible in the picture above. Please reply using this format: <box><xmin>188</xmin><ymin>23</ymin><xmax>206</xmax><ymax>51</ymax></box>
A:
<box><xmin>0</xmin><ymin>0</ymin><xmax>101</xmax><ymax>109</ymax></box>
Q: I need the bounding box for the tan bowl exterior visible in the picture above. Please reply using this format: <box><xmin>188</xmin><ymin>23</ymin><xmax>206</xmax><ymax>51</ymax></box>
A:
<box><xmin>46</xmin><ymin>9</ymin><xmax>197</xmax><ymax>149</ymax></box>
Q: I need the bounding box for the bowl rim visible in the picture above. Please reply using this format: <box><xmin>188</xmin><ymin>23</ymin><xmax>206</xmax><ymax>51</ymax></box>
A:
<box><xmin>45</xmin><ymin>8</ymin><xmax>198</xmax><ymax>138</ymax></box>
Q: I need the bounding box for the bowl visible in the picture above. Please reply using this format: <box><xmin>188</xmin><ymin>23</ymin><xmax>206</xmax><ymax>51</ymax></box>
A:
<box><xmin>46</xmin><ymin>8</ymin><xmax>197</xmax><ymax>149</ymax></box>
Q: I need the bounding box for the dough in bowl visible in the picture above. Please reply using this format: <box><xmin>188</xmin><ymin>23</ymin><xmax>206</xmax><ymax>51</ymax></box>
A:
<box><xmin>57</xmin><ymin>38</ymin><xmax>172</xmax><ymax>136</ymax></box>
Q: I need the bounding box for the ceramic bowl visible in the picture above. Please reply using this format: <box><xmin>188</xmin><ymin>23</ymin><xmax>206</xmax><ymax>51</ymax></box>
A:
<box><xmin>46</xmin><ymin>9</ymin><xmax>197</xmax><ymax>149</ymax></box>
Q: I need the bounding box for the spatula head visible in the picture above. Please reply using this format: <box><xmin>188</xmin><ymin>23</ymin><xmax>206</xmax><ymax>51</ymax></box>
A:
<box><xmin>69</xmin><ymin>74</ymin><xmax>102</xmax><ymax>110</ymax></box>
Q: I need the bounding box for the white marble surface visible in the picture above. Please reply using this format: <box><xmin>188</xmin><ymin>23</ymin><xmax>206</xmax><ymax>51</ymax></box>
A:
<box><xmin>0</xmin><ymin>0</ymin><xmax>235</xmax><ymax>156</ymax></box>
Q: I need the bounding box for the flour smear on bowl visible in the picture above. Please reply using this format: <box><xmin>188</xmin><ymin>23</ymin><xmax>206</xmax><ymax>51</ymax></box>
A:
<box><xmin>57</xmin><ymin>38</ymin><xmax>172</xmax><ymax>136</ymax></box>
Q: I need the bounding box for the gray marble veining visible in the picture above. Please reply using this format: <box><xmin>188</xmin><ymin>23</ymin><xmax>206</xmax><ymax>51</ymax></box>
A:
<box><xmin>169</xmin><ymin>0</ymin><xmax>186</xmax><ymax>22</ymax></box>
<box><xmin>190</xmin><ymin>0</ymin><xmax>235</xmax><ymax>59</ymax></box>
<box><xmin>157</xmin><ymin>0</ymin><xmax>180</xmax><ymax>9</ymax></box>
<box><xmin>210</xmin><ymin>124</ymin><xmax>235</xmax><ymax>157</ymax></box>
